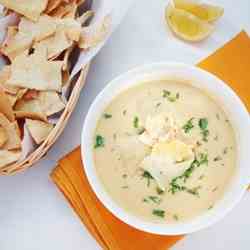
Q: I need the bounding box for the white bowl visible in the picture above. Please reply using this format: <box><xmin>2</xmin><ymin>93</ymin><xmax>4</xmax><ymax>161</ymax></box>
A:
<box><xmin>81</xmin><ymin>62</ymin><xmax>250</xmax><ymax>235</ymax></box>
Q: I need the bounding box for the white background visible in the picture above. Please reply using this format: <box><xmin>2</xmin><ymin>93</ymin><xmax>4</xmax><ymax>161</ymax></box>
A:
<box><xmin>0</xmin><ymin>0</ymin><xmax>250</xmax><ymax>249</ymax></box>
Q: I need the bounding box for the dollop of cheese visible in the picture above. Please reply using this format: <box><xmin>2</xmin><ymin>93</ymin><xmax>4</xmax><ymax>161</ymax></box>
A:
<box><xmin>139</xmin><ymin>114</ymin><xmax>195</xmax><ymax>190</ymax></box>
<box><xmin>139</xmin><ymin>114</ymin><xmax>177</xmax><ymax>146</ymax></box>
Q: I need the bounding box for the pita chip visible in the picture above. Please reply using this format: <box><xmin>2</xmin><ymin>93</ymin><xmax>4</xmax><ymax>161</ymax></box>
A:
<box><xmin>19</xmin><ymin>15</ymin><xmax>57</xmax><ymax>42</ymax></box>
<box><xmin>38</xmin><ymin>91</ymin><xmax>65</xmax><ymax>116</ymax></box>
<box><xmin>0</xmin><ymin>89</ymin><xmax>15</xmax><ymax>121</ymax></box>
<box><xmin>6</xmin><ymin>48</ymin><xmax>63</xmax><ymax>91</ymax></box>
<box><xmin>0</xmin><ymin>126</ymin><xmax>8</xmax><ymax>148</ymax></box>
<box><xmin>0</xmin><ymin>113</ymin><xmax>21</xmax><ymax>150</ymax></box>
<box><xmin>78</xmin><ymin>15</ymin><xmax>111</xmax><ymax>49</ymax></box>
<box><xmin>0</xmin><ymin>149</ymin><xmax>21</xmax><ymax>168</ymax></box>
<box><xmin>26</xmin><ymin>119</ymin><xmax>54</xmax><ymax>144</ymax></box>
<box><xmin>0</xmin><ymin>0</ymin><xmax>48</xmax><ymax>21</ymax></box>
<box><xmin>14</xmin><ymin>98</ymin><xmax>47</xmax><ymax>122</ymax></box>
<box><xmin>45</xmin><ymin>0</ymin><xmax>62</xmax><ymax>13</ymax></box>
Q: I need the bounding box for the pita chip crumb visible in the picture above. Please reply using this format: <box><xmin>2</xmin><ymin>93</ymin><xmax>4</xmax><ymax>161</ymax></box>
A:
<box><xmin>0</xmin><ymin>149</ymin><xmax>21</xmax><ymax>168</ymax></box>
<box><xmin>26</xmin><ymin>119</ymin><xmax>54</xmax><ymax>144</ymax></box>
<box><xmin>0</xmin><ymin>0</ymin><xmax>48</xmax><ymax>21</ymax></box>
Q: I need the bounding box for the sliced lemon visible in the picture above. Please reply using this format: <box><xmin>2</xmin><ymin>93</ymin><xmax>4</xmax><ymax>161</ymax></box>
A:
<box><xmin>165</xmin><ymin>4</ymin><xmax>214</xmax><ymax>42</ymax></box>
<box><xmin>173</xmin><ymin>0</ymin><xmax>224</xmax><ymax>22</ymax></box>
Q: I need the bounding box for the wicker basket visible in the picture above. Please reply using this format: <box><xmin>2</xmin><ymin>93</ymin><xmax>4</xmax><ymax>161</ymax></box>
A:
<box><xmin>0</xmin><ymin>64</ymin><xmax>89</xmax><ymax>175</ymax></box>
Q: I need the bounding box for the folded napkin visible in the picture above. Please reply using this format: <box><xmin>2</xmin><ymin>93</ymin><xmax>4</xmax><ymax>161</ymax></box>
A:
<box><xmin>51</xmin><ymin>31</ymin><xmax>250</xmax><ymax>250</ymax></box>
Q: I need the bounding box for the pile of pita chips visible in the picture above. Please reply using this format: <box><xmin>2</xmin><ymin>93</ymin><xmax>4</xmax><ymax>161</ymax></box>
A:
<box><xmin>0</xmin><ymin>0</ymin><xmax>111</xmax><ymax>169</ymax></box>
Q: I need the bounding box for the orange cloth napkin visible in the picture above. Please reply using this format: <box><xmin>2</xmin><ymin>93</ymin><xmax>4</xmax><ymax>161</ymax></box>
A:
<box><xmin>50</xmin><ymin>31</ymin><xmax>250</xmax><ymax>250</ymax></box>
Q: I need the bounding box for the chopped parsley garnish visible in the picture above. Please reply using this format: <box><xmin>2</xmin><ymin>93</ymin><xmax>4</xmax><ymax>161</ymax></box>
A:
<box><xmin>223</xmin><ymin>147</ymin><xmax>228</xmax><ymax>154</ymax></box>
<box><xmin>208</xmin><ymin>205</ymin><xmax>214</xmax><ymax>210</ymax></box>
<box><xmin>214</xmin><ymin>155</ymin><xmax>222</xmax><ymax>161</ymax></box>
<box><xmin>156</xmin><ymin>187</ymin><xmax>164</xmax><ymax>195</ymax></box>
<box><xmin>142</xmin><ymin>170</ymin><xmax>154</xmax><ymax>187</ymax></box>
<box><xmin>155</xmin><ymin>102</ymin><xmax>161</xmax><ymax>108</ymax></box>
<box><xmin>121</xmin><ymin>185</ymin><xmax>129</xmax><ymax>189</ymax></box>
<box><xmin>173</xmin><ymin>214</ymin><xmax>179</xmax><ymax>221</ymax></box>
<box><xmin>162</xmin><ymin>90</ymin><xmax>180</xmax><ymax>102</ymax></box>
<box><xmin>122</xmin><ymin>110</ymin><xmax>127</xmax><ymax>115</ymax></box>
<box><xmin>199</xmin><ymin>118</ymin><xmax>209</xmax><ymax>142</ymax></box>
<box><xmin>133</xmin><ymin>116</ymin><xmax>139</xmax><ymax>128</ymax></box>
<box><xmin>148</xmin><ymin>196</ymin><xmax>162</xmax><ymax>204</ymax></box>
<box><xmin>169</xmin><ymin>153</ymin><xmax>208</xmax><ymax>195</ymax></box>
<box><xmin>137</xmin><ymin>127</ymin><xmax>145</xmax><ymax>135</ymax></box>
<box><xmin>182</xmin><ymin>118</ymin><xmax>194</xmax><ymax>133</ymax></box>
<box><xmin>103</xmin><ymin>113</ymin><xmax>112</xmax><ymax>119</ymax></box>
<box><xmin>152</xmin><ymin>209</ymin><xmax>165</xmax><ymax>218</ymax></box>
<box><xmin>94</xmin><ymin>135</ymin><xmax>105</xmax><ymax>148</ymax></box>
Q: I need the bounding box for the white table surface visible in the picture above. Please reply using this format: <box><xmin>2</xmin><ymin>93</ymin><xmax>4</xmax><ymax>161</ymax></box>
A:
<box><xmin>1</xmin><ymin>1</ymin><xmax>250</xmax><ymax>249</ymax></box>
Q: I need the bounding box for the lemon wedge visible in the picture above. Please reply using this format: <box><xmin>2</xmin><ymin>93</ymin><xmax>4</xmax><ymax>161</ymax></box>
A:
<box><xmin>165</xmin><ymin>4</ymin><xmax>214</xmax><ymax>42</ymax></box>
<box><xmin>173</xmin><ymin>0</ymin><xmax>224</xmax><ymax>22</ymax></box>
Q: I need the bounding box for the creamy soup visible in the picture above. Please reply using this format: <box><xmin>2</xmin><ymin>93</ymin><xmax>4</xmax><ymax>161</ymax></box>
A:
<box><xmin>93</xmin><ymin>80</ymin><xmax>236</xmax><ymax>223</ymax></box>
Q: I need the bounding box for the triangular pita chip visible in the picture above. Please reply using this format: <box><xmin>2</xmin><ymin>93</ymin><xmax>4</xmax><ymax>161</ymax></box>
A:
<box><xmin>0</xmin><ymin>149</ymin><xmax>21</xmax><ymax>168</ymax></box>
<box><xmin>26</xmin><ymin>119</ymin><xmax>54</xmax><ymax>144</ymax></box>
<box><xmin>0</xmin><ymin>113</ymin><xmax>21</xmax><ymax>150</ymax></box>
<box><xmin>0</xmin><ymin>0</ymin><xmax>48</xmax><ymax>21</ymax></box>
<box><xmin>0</xmin><ymin>66</ymin><xmax>20</xmax><ymax>94</ymax></box>
<box><xmin>14</xmin><ymin>98</ymin><xmax>47</xmax><ymax>121</ymax></box>
<box><xmin>78</xmin><ymin>15</ymin><xmax>111</xmax><ymax>49</ymax></box>
<box><xmin>6</xmin><ymin>48</ymin><xmax>63</xmax><ymax>91</ymax></box>
<box><xmin>0</xmin><ymin>89</ymin><xmax>15</xmax><ymax>121</ymax></box>
<box><xmin>45</xmin><ymin>0</ymin><xmax>62</xmax><ymax>13</ymax></box>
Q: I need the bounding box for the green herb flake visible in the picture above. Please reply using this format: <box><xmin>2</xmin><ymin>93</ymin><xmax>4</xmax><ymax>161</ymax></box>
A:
<box><xmin>122</xmin><ymin>110</ymin><xmax>127</xmax><ymax>116</ymax></box>
<box><xmin>152</xmin><ymin>209</ymin><xmax>165</xmax><ymax>218</ymax></box>
<box><xmin>148</xmin><ymin>196</ymin><xmax>162</xmax><ymax>204</ymax></box>
<box><xmin>94</xmin><ymin>135</ymin><xmax>105</xmax><ymax>148</ymax></box>
<box><xmin>156</xmin><ymin>187</ymin><xmax>164</xmax><ymax>195</ymax></box>
<box><xmin>173</xmin><ymin>214</ymin><xmax>179</xmax><ymax>221</ymax></box>
<box><xmin>199</xmin><ymin>118</ymin><xmax>209</xmax><ymax>142</ymax></box>
<box><xmin>214</xmin><ymin>155</ymin><xmax>222</xmax><ymax>162</ymax></box>
<box><xmin>143</xmin><ymin>198</ymin><xmax>149</xmax><ymax>203</ymax></box>
<box><xmin>142</xmin><ymin>171</ymin><xmax>154</xmax><ymax>187</ymax></box>
<box><xmin>223</xmin><ymin>147</ymin><xmax>228</xmax><ymax>154</ymax></box>
<box><xmin>137</xmin><ymin>127</ymin><xmax>145</xmax><ymax>135</ymax></box>
<box><xmin>122</xmin><ymin>174</ymin><xmax>127</xmax><ymax>179</ymax></box>
<box><xmin>162</xmin><ymin>90</ymin><xmax>179</xmax><ymax>102</ymax></box>
<box><xmin>133</xmin><ymin>116</ymin><xmax>139</xmax><ymax>128</ymax></box>
<box><xmin>182</xmin><ymin>118</ymin><xmax>194</xmax><ymax>133</ymax></box>
<box><xmin>121</xmin><ymin>185</ymin><xmax>129</xmax><ymax>189</ymax></box>
<box><xmin>155</xmin><ymin>102</ymin><xmax>161</xmax><ymax>108</ymax></box>
<box><xmin>208</xmin><ymin>205</ymin><xmax>214</xmax><ymax>210</ymax></box>
<box><xmin>103</xmin><ymin>113</ymin><xmax>112</xmax><ymax>119</ymax></box>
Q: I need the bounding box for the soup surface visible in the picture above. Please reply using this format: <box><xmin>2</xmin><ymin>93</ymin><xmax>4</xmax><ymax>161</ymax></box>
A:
<box><xmin>93</xmin><ymin>80</ymin><xmax>236</xmax><ymax>223</ymax></box>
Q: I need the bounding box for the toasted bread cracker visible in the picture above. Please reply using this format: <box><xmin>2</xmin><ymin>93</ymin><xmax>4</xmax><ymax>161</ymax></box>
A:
<box><xmin>0</xmin><ymin>149</ymin><xmax>21</xmax><ymax>168</ymax></box>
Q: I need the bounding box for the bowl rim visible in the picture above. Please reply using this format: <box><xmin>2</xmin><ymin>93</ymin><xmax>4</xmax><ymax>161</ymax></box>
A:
<box><xmin>81</xmin><ymin>62</ymin><xmax>250</xmax><ymax>235</ymax></box>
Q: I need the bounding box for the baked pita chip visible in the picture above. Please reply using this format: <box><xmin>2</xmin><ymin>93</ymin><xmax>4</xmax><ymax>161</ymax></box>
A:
<box><xmin>6</xmin><ymin>48</ymin><xmax>63</xmax><ymax>91</ymax></box>
<box><xmin>50</xmin><ymin>1</ymin><xmax>77</xmax><ymax>18</ymax></box>
<box><xmin>34</xmin><ymin>29</ymin><xmax>72</xmax><ymax>59</ymax></box>
<box><xmin>57</xmin><ymin>18</ymin><xmax>81</xmax><ymax>42</ymax></box>
<box><xmin>0</xmin><ymin>0</ymin><xmax>48</xmax><ymax>21</ymax></box>
<box><xmin>0</xmin><ymin>113</ymin><xmax>21</xmax><ymax>150</ymax></box>
<box><xmin>2</xmin><ymin>26</ymin><xmax>18</xmax><ymax>47</ymax></box>
<box><xmin>0</xmin><ymin>126</ymin><xmax>8</xmax><ymax>148</ymax></box>
<box><xmin>6</xmin><ymin>88</ymin><xmax>27</xmax><ymax>107</ymax></box>
<box><xmin>26</xmin><ymin>119</ymin><xmax>54</xmax><ymax>144</ymax></box>
<box><xmin>0</xmin><ymin>149</ymin><xmax>21</xmax><ymax>168</ymax></box>
<box><xmin>78</xmin><ymin>15</ymin><xmax>111</xmax><ymax>49</ymax></box>
<box><xmin>38</xmin><ymin>91</ymin><xmax>65</xmax><ymax>116</ymax></box>
<box><xmin>14</xmin><ymin>98</ymin><xmax>47</xmax><ymax>121</ymax></box>
<box><xmin>0</xmin><ymin>66</ymin><xmax>19</xmax><ymax>95</ymax></box>
<box><xmin>77</xmin><ymin>10</ymin><xmax>94</xmax><ymax>26</ymax></box>
<box><xmin>19</xmin><ymin>15</ymin><xmax>57</xmax><ymax>42</ymax></box>
<box><xmin>0</xmin><ymin>89</ymin><xmax>15</xmax><ymax>121</ymax></box>
<box><xmin>1</xmin><ymin>32</ymin><xmax>33</xmax><ymax>61</ymax></box>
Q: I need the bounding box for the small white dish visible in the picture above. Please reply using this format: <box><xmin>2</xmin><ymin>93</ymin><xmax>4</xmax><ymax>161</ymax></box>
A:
<box><xmin>81</xmin><ymin>62</ymin><xmax>250</xmax><ymax>235</ymax></box>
